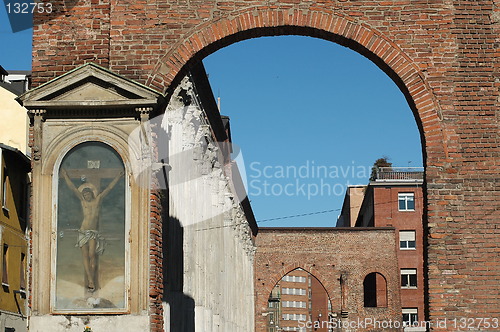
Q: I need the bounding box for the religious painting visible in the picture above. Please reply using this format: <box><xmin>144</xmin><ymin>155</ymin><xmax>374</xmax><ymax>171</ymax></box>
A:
<box><xmin>54</xmin><ymin>142</ymin><xmax>127</xmax><ymax>312</ymax></box>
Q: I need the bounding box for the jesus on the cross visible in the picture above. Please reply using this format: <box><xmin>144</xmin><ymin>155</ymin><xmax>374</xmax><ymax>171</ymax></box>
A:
<box><xmin>61</xmin><ymin>168</ymin><xmax>124</xmax><ymax>292</ymax></box>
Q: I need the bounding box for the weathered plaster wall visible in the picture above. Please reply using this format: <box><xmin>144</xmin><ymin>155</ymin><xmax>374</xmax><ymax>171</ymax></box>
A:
<box><xmin>28</xmin><ymin>315</ymin><xmax>149</xmax><ymax>332</ymax></box>
<box><xmin>162</xmin><ymin>74</ymin><xmax>256</xmax><ymax>331</ymax></box>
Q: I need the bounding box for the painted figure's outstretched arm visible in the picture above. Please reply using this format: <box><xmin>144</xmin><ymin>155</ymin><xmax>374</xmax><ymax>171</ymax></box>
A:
<box><xmin>61</xmin><ymin>168</ymin><xmax>81</xmax><ymax>198</ymax></box>
<box><xmin>99</xmin><ymin>170</ymin><xmax>124</xmax><ymax>199</ymax></box>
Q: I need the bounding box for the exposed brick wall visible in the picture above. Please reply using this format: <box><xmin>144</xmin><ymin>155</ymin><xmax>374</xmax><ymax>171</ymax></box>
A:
<box><xmin>28</xmin><ymin>124</ymin><xmax>34</xmax><ymax>315</ymax></box>
<box><xmin>149</xmin><ymin>129</ymin><xmax>164</xmax><ymax>332</ymax></box>
<box><xmin>149</xmin><ymin>187</ymin><xmax>163</xmax><ymax>332</ymax></box>
<box><xmin>31</xmin><ymin>1</ymin><xmax>500</xmax><ymax>329</ymax></box>
<box><xmin>425</xmin><ymin>1</ymin><xmax>499</xmax><ymax>328</ymax></box>
<box><xmin>255</xmin><ymin>228</ymin><xmax>402</xmax><ymax>331</ymax></box>
<box><xmin>33</xmin><ymin>0</ymin><xmax>110</xmax><ymax>83</ymax></box>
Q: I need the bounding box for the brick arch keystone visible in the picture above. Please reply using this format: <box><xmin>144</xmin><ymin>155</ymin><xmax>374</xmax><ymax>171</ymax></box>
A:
<box><xmin>146</xmin><ymin>7</ymin><xmax>447</xmax><ymax>156</ymax></box>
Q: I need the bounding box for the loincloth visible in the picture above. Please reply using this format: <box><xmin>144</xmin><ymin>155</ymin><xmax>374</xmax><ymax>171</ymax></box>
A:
<box><xmin>76</xmin><ymin>230</ymin><xmax>105</xmax><ymax>255</ymax></box>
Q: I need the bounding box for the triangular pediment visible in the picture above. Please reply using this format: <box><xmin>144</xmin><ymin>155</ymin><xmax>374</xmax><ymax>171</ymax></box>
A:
<box><xmin>51</xmin><ymin>81</ymin><xmax>132</xmax><ymax>102</ymax></box>
<box><xmin>17</xmin><ymin>63</ymin><xmax>164</xmax><ymax>113</ymax></box>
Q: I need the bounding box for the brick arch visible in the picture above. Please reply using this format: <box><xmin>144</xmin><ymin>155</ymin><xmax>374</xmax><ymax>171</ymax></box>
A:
<box><xmin>147</xmin><ymin>7</ymin><xmax>446</xmax><ymax>152</ymax></box>
<box><xmin>261</xmin><ymin>264</ymin><xmax>336</xmax><ymax>310</ymax></box>
<box><xmin>361</xmin><ymin>269</ymin><xmax>390</xmax><ymax>281</ymax></box>
<box><xmin>362</xmin><ymin>271</ymin><xmax>389</xmax><ymax>308</ymax></box>
<box><xmin>256</xmin><ymin>261</ymin><xmax>342</xmax><ymax>321</ymax></box>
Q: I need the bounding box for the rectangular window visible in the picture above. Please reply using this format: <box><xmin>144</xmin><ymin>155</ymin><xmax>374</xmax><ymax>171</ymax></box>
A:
<box><xmin>282</xmin><ymin>275</ymin><xmax>306</xmax><ymax>283</ymax></box>
<box><xmin>398</xmin><ymin>193</ymin><xmax>415</xmax><ymax>211</ymax></box>
<box><xmin>282</xmin><ymin>288</ymin><xmax>306</xmax><ymax>296</ymax></box>
<box><xmin>2</xmin><ymin>244</ymin><xmax>8</xmax><ymax>287</ymax></box>
<box><xmin>400</xmin><ymin>231</ymin><xmax>416</xmax><ymax>250</ymax></box>
<box><xmin>282</xmin><ymin>314</ymin><xmax>307</xmax><ymax>321</ymax></box>
<box><xmin>0</xmin><ymin>150</ymin><xmax>2</xmax><ymax>209</ymax></box>
<box><xmin>401</xmin><ymin>269</ymin><xmax>417</xmax><ymax>288</ymax></box>
<box><xmin>19</xmin><ymin>180</ymin><xmax>28</xmax><ymax>222</ymax></box>
<box><xmin>2</xmin><ymin>167</ymin><xmax>8</xmax><ymax>211</ymax></box>
<box><xmin>20</xmin><ymin>252</ymin><xmax>26</xmax><ymax>291</ymax></box>
<box><xmin>282</xmin><ymin>301</ymin><xmax>306</xmax><ymax>308</ymax></box>
<box><xmin>402</xmin><ymin>308</ymin><xmax>418</xmax><ymax>326</ymax></box>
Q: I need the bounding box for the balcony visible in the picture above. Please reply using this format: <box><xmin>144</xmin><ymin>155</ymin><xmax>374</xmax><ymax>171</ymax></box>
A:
<box><xmin>375</xmin><ymin>167</ymin><xmax>424</xmax><ymax>183</ymax></box>
<box><xmin>269</xmin><ymin>288</ymin><xmax>281</xmax><ymax>302</ymax></box>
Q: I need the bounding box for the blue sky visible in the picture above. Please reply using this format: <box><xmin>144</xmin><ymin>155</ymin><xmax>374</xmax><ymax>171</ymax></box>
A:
<box><xmin>0</xmin><ymin>7</ymin><xmax>423</xmax><ymax>227</ymax></box>
<box><xmin>0</xmin><ymin>5</ymin><xmax>32</xmax><ymax>69</ymax></box>
<box><xmin>203</xmin><ymin>36</ymin><xmax>422</xmax><ymax>227</ymax></box>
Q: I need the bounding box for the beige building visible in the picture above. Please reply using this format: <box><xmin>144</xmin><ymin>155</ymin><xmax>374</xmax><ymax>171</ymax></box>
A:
<box><xmin>337</xmin><ymin>185</ymin><xmax>367</xmax><ymax>227</ymax></box>
<box><xmin>0</xmin><ymin>66</ymin><xmax>31</xmax><ymax>332</ymax></box>
<box><xmin>0</xmin><ymin>144</ymin><xmax>30</xmax><ymax>332</ymax></box>
<box><xmin>0</xmin><ymin>66</ymin><xmax>30</xmax><ymax>155</ymax></box>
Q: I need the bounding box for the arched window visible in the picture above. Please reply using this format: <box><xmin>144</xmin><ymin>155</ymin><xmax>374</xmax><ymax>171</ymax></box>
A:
<box><xmin>54</xmin><ymin>142</ymin><xmax>126</xmax><ymax>312</ymax></box>
<box><xmin>363</xmin><ymin>272</ymin><xmax>387</xmax><ymax>307</ymax></box>
<box><xmin>267</xmin><ymin>268</ymin><xmax>332</xmax><ymax>330</ymax></box>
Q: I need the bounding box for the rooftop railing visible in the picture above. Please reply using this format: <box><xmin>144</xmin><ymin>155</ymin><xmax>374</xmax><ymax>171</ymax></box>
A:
<box><xmin>375</xmin><ymin>167</ymin><xmax>424</xmax><ymax>182</ymax></box>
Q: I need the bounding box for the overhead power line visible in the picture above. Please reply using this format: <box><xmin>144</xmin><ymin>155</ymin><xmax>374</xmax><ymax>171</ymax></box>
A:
<box><xmin>258</xmin><ymin>208</ymin><xmax>340</xmax><ymax>223</ymax></box>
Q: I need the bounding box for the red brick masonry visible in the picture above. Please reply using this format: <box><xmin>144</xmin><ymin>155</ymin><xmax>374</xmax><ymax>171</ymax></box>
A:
<box><xmin>32</xmin><ymin>1</ymin><xmax>500</xmax><ymax>330</ymax></box>
<box><xmin>255</xmin><ymin>227</ymin><xmax>402</xmax><ymax>331</ymax></box>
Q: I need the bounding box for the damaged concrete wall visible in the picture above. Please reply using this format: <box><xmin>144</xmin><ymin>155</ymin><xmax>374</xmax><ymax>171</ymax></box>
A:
<box><xmin>161</xmin><ymin>74</ymin><xmax>255</xmax><ymax>331</ymax></box>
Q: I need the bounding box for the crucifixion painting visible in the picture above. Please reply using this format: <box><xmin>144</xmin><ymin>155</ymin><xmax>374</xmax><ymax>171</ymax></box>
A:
<box><xmin>61</xmin><ymin>168</ymin><xmax>123</xmax><ymax>292</ymax></box>
<box><xmin>55</xmin><ymin>142</ymin><xmax>127</xmax><ymax>312</ymax></box>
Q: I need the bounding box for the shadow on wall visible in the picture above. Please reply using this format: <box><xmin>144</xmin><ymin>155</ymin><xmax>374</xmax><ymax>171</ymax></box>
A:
<box><xmin>150</xmin><ymin>109</ymin><xmax>195</xmax><ymax>331</ymax></box>
<box><xmin>161</xmin><ymin>168</ymin><xmax>195</xmax><ymax>332</ymax></box>
<box><xmin>163</xmin><ymin>214</ymin><xmax>195</xmax><ymax>332</ymax></box>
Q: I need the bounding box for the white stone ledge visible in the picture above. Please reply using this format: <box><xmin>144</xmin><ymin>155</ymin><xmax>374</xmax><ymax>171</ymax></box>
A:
<box><xmin>29</xmin><ymin>314</ymin><xmax>150</xmax><ymax>332</ymax></box>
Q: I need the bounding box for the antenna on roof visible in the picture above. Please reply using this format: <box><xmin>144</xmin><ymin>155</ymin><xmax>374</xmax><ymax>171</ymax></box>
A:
<box><xmin>217</xmin><ymin>89</ymin><xmax>221</xmax><ymax>112</ymax></box>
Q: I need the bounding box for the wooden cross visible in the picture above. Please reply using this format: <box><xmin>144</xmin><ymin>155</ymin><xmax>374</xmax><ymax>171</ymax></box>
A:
<box><xmin>61</xmin><ymin>160</ymin><xmax>121</xmax><ymax>191</ymax></box>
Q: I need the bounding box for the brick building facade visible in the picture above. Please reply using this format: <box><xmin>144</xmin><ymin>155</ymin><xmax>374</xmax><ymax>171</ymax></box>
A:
<box><xmin>338</xmin><ymin>167</ymin><xmax>426</xmax><ymax>330</ymax></box>
<box><xmin>255</xmin><ymin>228</ymin><xmax>402</xmax><ymax>331</ymax></box>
